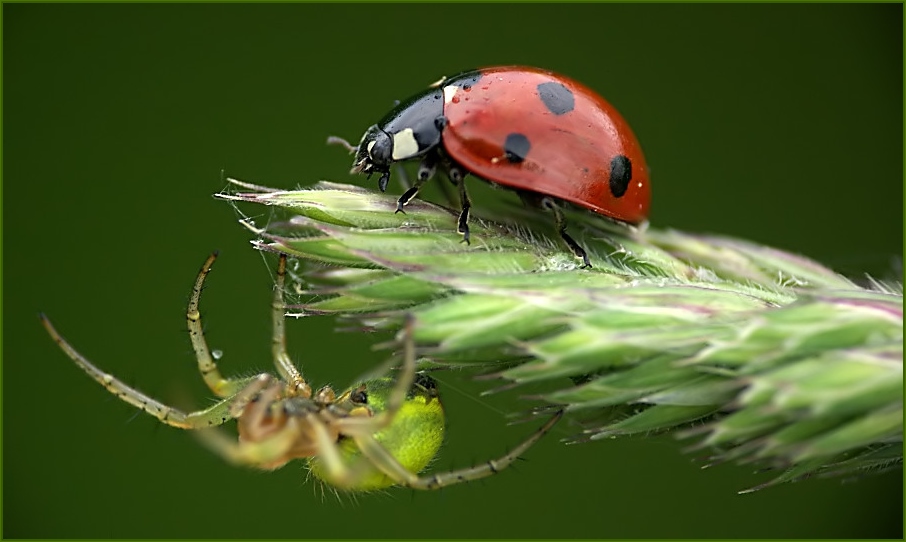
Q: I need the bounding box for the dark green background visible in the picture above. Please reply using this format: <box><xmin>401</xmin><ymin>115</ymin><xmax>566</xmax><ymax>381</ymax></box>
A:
<box><xmin>4</xmin><ymin>4</ymin><xmax>902</xmax><ymax>538</ymax></box>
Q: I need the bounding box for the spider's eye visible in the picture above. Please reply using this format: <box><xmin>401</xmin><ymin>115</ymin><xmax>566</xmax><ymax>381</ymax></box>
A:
<box><xmin>351</xmin><ymin>387</ymin><xmax>368</xmax><ymax>405</ymax></box>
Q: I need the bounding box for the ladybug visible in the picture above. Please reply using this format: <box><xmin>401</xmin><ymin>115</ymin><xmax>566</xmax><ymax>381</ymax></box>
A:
<box><xmin>333</xmin><ymin>66</ymin><xmax>650</xmax><ymax>268</ymax></box>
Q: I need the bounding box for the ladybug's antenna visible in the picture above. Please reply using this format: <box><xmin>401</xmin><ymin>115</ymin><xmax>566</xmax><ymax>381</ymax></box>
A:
<box><xmin>327</xmin><ymin>136</ymin><xmax>356</xmax><ymax>153</ymax></box>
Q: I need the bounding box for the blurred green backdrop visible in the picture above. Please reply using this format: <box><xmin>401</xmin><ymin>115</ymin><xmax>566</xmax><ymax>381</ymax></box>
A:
<box><xmin>4</xmin><ymin>4</ymin><xmax>902</xmax><ymax>538</ymax></box>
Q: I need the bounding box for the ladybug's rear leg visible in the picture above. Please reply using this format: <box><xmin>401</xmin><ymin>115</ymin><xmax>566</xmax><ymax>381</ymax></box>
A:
<box><xmin>541</xmin><ymin>197</ymin><xmax>592</xmax><ymax>269</ymax></box>
<box><xmin>395</xmin><ymin>152</ymin><xmax>438</xmax><ymax>214</ymax></box>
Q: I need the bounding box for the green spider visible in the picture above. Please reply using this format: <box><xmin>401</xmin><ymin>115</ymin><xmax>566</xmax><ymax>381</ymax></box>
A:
<box><xmin>40</xmin><ymin>252</ymin><xmax>563</xmax><ymax>492</ymax></box>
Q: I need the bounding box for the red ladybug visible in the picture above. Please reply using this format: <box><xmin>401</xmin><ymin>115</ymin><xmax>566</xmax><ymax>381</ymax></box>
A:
<box><xmin>335</xmin><ymin>66</ymin><xmax>650</xmax><ymax>268</ymax></box>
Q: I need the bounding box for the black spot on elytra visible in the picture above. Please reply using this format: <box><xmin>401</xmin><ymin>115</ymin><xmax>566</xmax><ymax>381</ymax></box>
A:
<box><xmin>504</xmin><ymin>133</ymin><xmax>531</xmax><ymax>163</ymax></box>
<box><xmin>537</xmin><ymin>81</ymin><xmax>575</xmax><ymax>115</ymax></box>
<box><xmin>609</xmin><ymin>155</ymin><xmax>632</xmax><ymax>198</ymax></box>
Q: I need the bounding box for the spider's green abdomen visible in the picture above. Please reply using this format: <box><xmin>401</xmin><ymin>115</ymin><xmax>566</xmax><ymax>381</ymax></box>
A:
<box><xmin>308</xmin><ymin>377</ymin><xmax>445</xmax><ymax>491</ymax></box>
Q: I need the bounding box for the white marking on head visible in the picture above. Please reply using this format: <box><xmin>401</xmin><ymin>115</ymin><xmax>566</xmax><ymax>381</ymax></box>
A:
<box><xmin>366</xmin><ymin>140</ymin><xmax>376</xmax><ymax>156</ymax></box>
<box><xmin>391</xmin><ymin>128</ymin><xmax>419</xmax><ymax>160</ymax></box>
<box><xmin>443</xmin><ymin>85</ymin><xmax>458</xmax><ymax>104</ymax></box>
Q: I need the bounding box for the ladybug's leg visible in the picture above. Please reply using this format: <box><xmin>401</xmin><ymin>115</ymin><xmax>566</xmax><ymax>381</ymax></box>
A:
<box><xmin>377</xmin><ymin>170</ymin><xmax>391</xmax><ymax>193</ymax></box>
<box><xmin>448</xmin><ymin>164</ymin><xmax>471</xmax><ymax>245</ymax></box>
<box><xmin>417</xmin><ymin>153</ymin><xmax>438</xmax><ymax>184</ymax></box>
<box><xmin>395</xmin><ymin>153</ymin><xmax>438</xmax><ymax>214</ymax></box>
<box><xmin>542</xmin><ymin>197</ymin><xmax>592</xmax><ymax>268</ymax></box>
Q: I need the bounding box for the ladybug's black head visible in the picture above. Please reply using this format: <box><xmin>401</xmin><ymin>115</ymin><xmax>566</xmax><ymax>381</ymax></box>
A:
<box><xmin>352</xmin><ymin>125</ymin><xmax>393</xmax><ymax>175</ymax></box>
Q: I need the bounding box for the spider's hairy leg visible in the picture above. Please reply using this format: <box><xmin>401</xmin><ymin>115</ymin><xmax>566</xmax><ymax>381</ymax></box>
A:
<box><xmin>194</xmin><ymin>378</ymin><xmax>314</xmax><ymax>470</ymax></box>
<box><xmin>271</xmin><ymin>253</ymin><xmax>309</xmax><ymax>397</ymax></box>
<box><xmin>227</xmin><ymin>373</ymin><xmax>274</xmax><ymax>419</ymax></box>
<box><xmin>195</xmin><ymin>417</ymin><xmax>305</xmax><ymax>470</ymax></box>
<box><xmin>194</xmin><ymin>374</ymin><xmax>330</xmax><ymax>470</ymax></box>
<box><xmin>187</xmin><ymin>252</ymin><xmax>256</xmax><ymax>398</ymax></box>
<box><xmin>336</xmin><ymin>314</ymin><xmax>418</xmax><ymax>435</ymax></box>
<box><xmin>40</xmin><ymin>314</ymin><xmax>251</xmax><ymax>429</ymax></box>
<box><xmin>356</xmin><ymin>409</ymin><xmax>564</xmax><ymax>490</ymax></box>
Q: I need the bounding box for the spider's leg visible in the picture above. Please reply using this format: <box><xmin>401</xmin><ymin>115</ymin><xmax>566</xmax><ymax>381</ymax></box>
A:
<box><xmin>195</xmin><ymin>416</ymin><xmax>304</xmax><ymax>470</ymax></box>
<box><xmin>305</xmin><ymin>415</ymin><xmax>353</xmax><ymax>482</ymax></box>
<box><xmin>271</xmin><ymin>253</ymin><xmax>309</xmax><ymax>396</ymax></box>
<box><xmin>334</xmin><ymin>314</ymin><xmax>418</xmax><ymax>434</ymax></box>
<box><xmin>227</xmin><ymin>373</ymin><xmax>274</xmax><ymax>418</ymax></box>
<box><xmin>182</xmin><ymin>392</ymin><xmax>255</xmax><ymax>429</ymax></box>
<box><xmin>307</xmin><ymin>411</ymin><xmax>400</xmax><ymax>490</ymax></box>
<box><xmin>231</xmin><ymin>377</ymin><xmax>288</xmax><ymax>443</ymax></box>
<box><xmin>354</xmin><ymin>410</ymin><xmax>564</xmax><ymax>490</ymax></box>
<box><xmin>187</xmin><ymin>252</ymin><xmax>253</xmax><ymax>397</ymax></box>
<box><xmin>41</xmin><ymin>314</ymin><xmax>248</xmax><ymax>429</ymax></box>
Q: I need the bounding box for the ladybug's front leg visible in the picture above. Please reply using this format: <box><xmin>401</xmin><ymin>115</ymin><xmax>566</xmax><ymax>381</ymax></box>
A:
<box><xmin>366</xmin><ymin>168</ymin><xmax>392</xmax><ymax>193</ymax></box>
<box><xmin>395</xmin><ymin>152</ymin><xmax>439</xmax><ymax>214</ymax></box>
<box><xmin>377</xmin><ymin>170</ymin><xmax>391</xmax><ymax>193</ymax></box>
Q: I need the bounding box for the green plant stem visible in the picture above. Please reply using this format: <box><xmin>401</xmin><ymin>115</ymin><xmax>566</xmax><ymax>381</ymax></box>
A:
<box><xmin>218</xmin><ymin>178</ymin><xmax>903</xmax><ymax>492</ymax></box>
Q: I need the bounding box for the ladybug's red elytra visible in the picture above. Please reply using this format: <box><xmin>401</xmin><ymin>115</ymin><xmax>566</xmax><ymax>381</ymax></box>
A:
<box><xmin>335</xmin><ymin>66</ymin><xmax>651</xmax><ymax>268</ymax></box>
